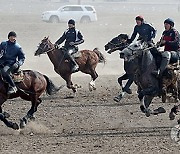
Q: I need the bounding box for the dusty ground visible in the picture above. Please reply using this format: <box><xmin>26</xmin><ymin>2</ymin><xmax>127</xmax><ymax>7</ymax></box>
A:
<box><xmin>0</xmin><ymin>0</ymin><xmax>180</xmax><ymax>153</ymax></box>
<box><xmin>0</xmin><ymin>75</ymin><xmax>180</xmax><ymax>154</ymax></box>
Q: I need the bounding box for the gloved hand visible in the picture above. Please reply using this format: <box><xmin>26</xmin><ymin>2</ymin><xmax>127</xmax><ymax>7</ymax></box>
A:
<box><xmin>69</xmin><ymin>42</ymin><xmax>75</xmax><ymax>46</ymax></box>
<box><xmin>12</xmin><ymin>62</ymin><xmax>19</xmax><ymax>70</ymax></box>
<box><xmin>54</xmin><ymin>44</ymin><xmax>59</xmax><ymax>49</ymax></box>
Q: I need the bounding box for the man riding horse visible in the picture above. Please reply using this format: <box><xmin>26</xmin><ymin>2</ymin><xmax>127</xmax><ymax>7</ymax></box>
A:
<box><xmin>55</xmin><ymin>19</ymin><xmax>84</xmax><ymax>73</ymax></box>
<box><xmin>120</xmin><ymin>15</ymin><xmax>156</xmax><ymax>94</ymax></box>
<box><xmin>152</xmin><ymin>18</ymin><xmax>180</xmax><ymax>78</ymax></box>
<box><xmin>0</xmin><ymin>31</ymin><xmax>25</xmax><ymax>95</ymax></box>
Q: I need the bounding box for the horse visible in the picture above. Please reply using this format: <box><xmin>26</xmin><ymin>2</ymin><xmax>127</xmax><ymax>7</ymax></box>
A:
<box><xmin>0</xmin><ymin>70</ymin><xmax>60</xmax><ymax>130</ymax></box>
<box><xmin>34</xmin><ymin>37</ymin><xmax>106</xmax><ymax>93</ymax></box>
<box><xmin>105</xmin><ymin>34</ymin><xmax>137</xmax><ymax>101</ymax></box>
<box><xmin>120</xmin><ymin>40</ymin><xmax>178</xmax><ymax>117</ymax></box>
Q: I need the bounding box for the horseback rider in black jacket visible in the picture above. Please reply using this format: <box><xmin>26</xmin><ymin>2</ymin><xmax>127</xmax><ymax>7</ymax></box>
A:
<box><xmin>55</xmin><ymin>19</ymin><xmax>84</xmax><ymax>73</ymax></box>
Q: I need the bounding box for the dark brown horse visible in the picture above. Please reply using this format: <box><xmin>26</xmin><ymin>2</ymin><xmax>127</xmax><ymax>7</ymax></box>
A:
<box><xmin>0</xmin><ymin>70</ymin><xmax>60</xmax><ymax>130</ymax></box>
<box><xmin>34</xmin><ymin>37</ymin><xmax>106</xmax><ymax>93</ymax></box>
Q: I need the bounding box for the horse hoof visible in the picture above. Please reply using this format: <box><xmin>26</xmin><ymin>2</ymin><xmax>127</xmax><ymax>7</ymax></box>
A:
<box><xmin>12</xmin><ymin>123</ymin><xmax>19</xmax><ymax>130</ymax></box>
<box><xmin>177</xmin><ymin>119</ymin><xmax>180</xmax><ymax>124</ymax></box>
<box><xmin>140</xmin><ymin>105</ymin><xmax>145</xmax><ymax>113</ymax></box>
<box><xmin>20</xmin><ymin>119</ymin><xmax>26</xmax><ymax>129</ymax></box>
<box><xmin>30</xmin><ymin>116</ymin><xmax>35</xmax><ymax>121</ymax></box>
<box><xmin>3</xmin><ymin>112</ymin><xmax>10</xmax><ymax>119</ymax></box>
<box><xmin>113</xmin><ymin>95</ymin><xmax>122</xmax><ymax>102</ymax></box>
<box><xmin>145</xmin><ymin>112</ymin><xmax>151</xmax><ymax>117</ymax></box>
<box><xmin>157</xmin><ymin>107</ymin><xmax>166</xmax><ymax>114</ymax></box>
<box><xmin>169</xmin><ymin>112</ymin><xmax>175</xmax><ymax>120</ymax></box>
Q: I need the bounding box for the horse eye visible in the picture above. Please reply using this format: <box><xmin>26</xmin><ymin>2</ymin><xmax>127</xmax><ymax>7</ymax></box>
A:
<box><xmin>134</xmin><ymin>45</ymin><xmax>138</xmax><ymax>47</ymax></box>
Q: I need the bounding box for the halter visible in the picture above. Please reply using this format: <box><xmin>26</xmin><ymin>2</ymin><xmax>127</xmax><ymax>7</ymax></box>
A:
<box><xmin>37</xmin><ymin>40</ymin><xmax>55</xmax><ymax>54</ymax></box>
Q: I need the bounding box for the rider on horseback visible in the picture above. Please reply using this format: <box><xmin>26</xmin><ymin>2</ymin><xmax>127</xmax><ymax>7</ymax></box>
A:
<box><xmin>120</xmin><ymin>16</ymin><xmax>156</xmax><ymax>94</ymax></box>
<box><xmin>0</xmin><ymin>31</ymin><xmax>25</xmax><ymax>95</ymax></box>
<box><xmin>130</xmin><ymin>15</ymin><xmax>156</xmax><ymax>44</ymax></box>
<box><xmin>152</xmin><ymin>18</ymin><xmax>180</xmax><ymax>78</ymax></box>
<box><xmin>55</xmin><ymin>19</ymin><xmax>84</xmax><ymax>73</ymax></box>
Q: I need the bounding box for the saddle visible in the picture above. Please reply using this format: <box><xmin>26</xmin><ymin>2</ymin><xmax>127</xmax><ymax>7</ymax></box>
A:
<box><xmin>11</xmin><ymin>70</ymin><xmax>24</xmax><ymax>83</ymax></box>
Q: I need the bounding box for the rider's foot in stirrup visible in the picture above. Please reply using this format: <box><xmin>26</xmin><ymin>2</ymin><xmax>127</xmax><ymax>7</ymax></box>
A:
<box><xmin>72</xmin><ymin>65</ymin><xmax>79</xmax><ymax>73</ymax></box>
<box><xmin>7</xmin><ymin>86</ymin><xmax>17</xmax><ymax>95</ymax></box>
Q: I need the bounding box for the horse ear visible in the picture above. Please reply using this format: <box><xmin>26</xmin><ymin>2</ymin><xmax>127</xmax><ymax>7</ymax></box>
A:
<box><xmin>47</xmin><ymin>36</ymin><xmax>49</xmax><ymax>39</ymax></box>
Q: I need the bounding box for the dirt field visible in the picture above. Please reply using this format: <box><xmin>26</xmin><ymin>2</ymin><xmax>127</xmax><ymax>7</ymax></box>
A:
<box><xmin>0</xmin><ymin>0</ymin><xmax>180</xmax><ymax>153</ymax></box>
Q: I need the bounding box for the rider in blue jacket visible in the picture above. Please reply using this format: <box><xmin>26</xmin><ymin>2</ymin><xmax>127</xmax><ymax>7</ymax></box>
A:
<box><xmin>0</xmin><ymin>31</ymin><xmax>25</xmax><ymax>95</ymax></box>
<box><xmin>130</xmin><ymin>15</ymin><xmax>156</xmax><ymax>43</ymax></box>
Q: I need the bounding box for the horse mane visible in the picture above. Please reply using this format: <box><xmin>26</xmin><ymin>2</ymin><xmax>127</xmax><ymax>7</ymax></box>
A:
<box><xmin>93</xmin><ymin>48</ymin><xmax>106</xmax><ymax>64</ymax></box>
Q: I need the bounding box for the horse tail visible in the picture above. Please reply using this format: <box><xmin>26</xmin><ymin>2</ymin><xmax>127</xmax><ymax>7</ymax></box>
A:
<box><xmin>43</xmin><ymin>75</ymin><xmax>63</xmax><ymax>95</ymax></box>
<box><xmin>93</xmin><ymin>48</ymin><xmax>106</xmax><ymax>64</ymax></box>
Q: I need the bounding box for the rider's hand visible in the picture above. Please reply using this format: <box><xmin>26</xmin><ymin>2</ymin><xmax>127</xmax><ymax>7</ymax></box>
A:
<box><xmin>12</xmin><ymin>62</ymin><xmax>19</xmax><ymax>70</ymax></box>
<box><xmin>107</xmin><ymin>51</ymin><xmax>112</xmax><ymax>54</ymax></box>
<box><xmin>69</xmin><ymin>42</ymin><xmax>75</xmax><ymax>46</ymax></box>
<box><xmin>54</xmin><ymin>44</ymin><xmax>59</xmax><ymax>49</ymax></box>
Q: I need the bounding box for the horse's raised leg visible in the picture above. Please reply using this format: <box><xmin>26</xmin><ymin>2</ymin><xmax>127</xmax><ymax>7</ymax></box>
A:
<box><xmin>89</xmin><ymin>69</ymin><xmax>98</xmax><ymax>91</ymax></box>
<box><xmin>20</xmin><ymin>96</ymin><xmax>42</xmax><ymax>129</ymax></box>
<box><xmin>114</xmin><ymin>74</ymin><xmax>129</xmax><ymax>102</ymax></box>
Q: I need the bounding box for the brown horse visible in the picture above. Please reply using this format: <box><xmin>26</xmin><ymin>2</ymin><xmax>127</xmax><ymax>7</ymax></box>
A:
<box><xmin>0</xmin><ymin>70</ymin><xmax>60</xmax><ymax>130</ymax></box>
<box><xmin>34</xmin><ymin>37</ymin><xmax>106</xmax><ymax>93</ymax></box>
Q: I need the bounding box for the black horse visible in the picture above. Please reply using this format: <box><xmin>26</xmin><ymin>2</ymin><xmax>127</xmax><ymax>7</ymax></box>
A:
<box><xmin>120</xmin><ymin>40</ymin><xmax>178</xmax><ymax>117</ymax></box>
<box><xmin>105</xmin><ymin>34</ymin><xmax>136</xmax><ymax>101</ymax></box>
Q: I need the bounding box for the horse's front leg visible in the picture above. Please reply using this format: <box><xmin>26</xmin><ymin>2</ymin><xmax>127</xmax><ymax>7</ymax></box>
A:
<box><xmin>114</xmin><ymin>73</ymin><xmax>131</xmax><ymax>102</ymax></box>
<box><xmin>20</xmin><ymin>97</ymin><xmax>42</xmax><ymax>129</ymax></box>
<box><xmin>0</xmin><ymin>105</ymin><xmax>19</xmax><ymax>130</ymax></box>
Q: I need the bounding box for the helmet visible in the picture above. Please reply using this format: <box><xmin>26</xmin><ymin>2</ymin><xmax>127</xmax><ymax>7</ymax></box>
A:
<box><xmin>68</xmin><ymin>19</ymin><xmax>75</xmax><ymax>25</ymax></box>
<box><xmin>8</xmin><ymin>31</ymin><xmax>17</xmax><ymax>38</ymax></box>
<box><xmin>164</xmin><ymin>18</ymin><xmax>174</xmax><ymax>27</ymax></box>
<box><xmin>135</xmin><ymin>15</ymin><xmax>144</xmax><ymax>22</ymax></box>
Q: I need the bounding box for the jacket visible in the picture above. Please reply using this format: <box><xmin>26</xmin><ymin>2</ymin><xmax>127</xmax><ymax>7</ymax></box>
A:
<box><xmin>0</xmin><ymin>41</ymin><xmax>25</xmax><ymax>66</ymax></box>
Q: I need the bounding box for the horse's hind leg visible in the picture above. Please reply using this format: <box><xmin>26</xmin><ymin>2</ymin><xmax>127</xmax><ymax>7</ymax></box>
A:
<box><xmin>89</xmin><ymin>69</ymin><xmax>98</xmax><ymax>91</ymax></box>
<box><xmin>62</xmin><ymin>74</ymin><xmax>77</xmax><ymax>93</ymax></box>
<box><xmin>20</xmin><ymin>96</ymin><xmax>42</xmax><ymax>129</ymax></box>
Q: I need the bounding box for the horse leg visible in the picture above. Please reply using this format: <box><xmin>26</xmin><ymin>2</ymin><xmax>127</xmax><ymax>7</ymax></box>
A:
<box><xmin>20</xmin><ymin>96</ymin><xmax>42</xmax><ymax>129</ymax></box>
<box><xmin>89</xmin><ymin>69</ymin><xmax>98</xmax><ymax>91</ymax></box>
<box><xmin>114</xmin><ymin>73</ymin><xmax>131</xmax><ymax>102</ymax></box>
<box><xmin>0</xmin><ymin>105</ymin><xmax>19</xmax><ymax>130</ymax></box>
<box><xmin>62</xmin><ymin>74</ymin><xmax>77</xmax><ymax>93</ymax></box>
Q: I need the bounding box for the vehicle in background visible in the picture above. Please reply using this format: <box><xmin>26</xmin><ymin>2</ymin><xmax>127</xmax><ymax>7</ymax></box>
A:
<box><xmin>41</xmin><ymin>5</ymin><xmax>97</xmax><ymax>23</ymax></box>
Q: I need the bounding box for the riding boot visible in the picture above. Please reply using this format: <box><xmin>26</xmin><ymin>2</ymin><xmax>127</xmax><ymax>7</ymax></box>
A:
<box><xmin>152</xmin><ymin>51</ymin><xmax>171</xmax><ymax>78</ymax></box>
<box><xmin>1</xmin><ymin>70</ymin><xmax>17</xmax><ymax>94</ymax></box>
<box><xmin>67</xmin><ymin>53</ymin><xmax>79</xmax><ymax>73</ymax></box>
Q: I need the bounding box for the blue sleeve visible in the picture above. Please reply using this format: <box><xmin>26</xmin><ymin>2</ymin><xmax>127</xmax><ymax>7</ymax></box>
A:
<box><xmin>130</xmin><ymin>26</ymin><xmax>138</xmax><ymax>42</ymax></box>
<box><xmin>17</xmin><ymin>47</ymin><xmax>25</xmax><ymax>66</ymax></box>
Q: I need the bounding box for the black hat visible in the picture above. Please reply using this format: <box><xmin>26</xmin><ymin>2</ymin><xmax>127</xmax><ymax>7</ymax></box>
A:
<box><xmin>68</xmin><ymin>19</ymin><xmax>75</xmax><ymax>25</ymax></box>
<box><xmin>164</xmin><ymin>18</ymin><xmax>174</xmax><ymax>27</ymax></box>
<box><xmin>8</xmin><ymin>31</ymin><xmax>17</xmax><ymax>38</ymax></box>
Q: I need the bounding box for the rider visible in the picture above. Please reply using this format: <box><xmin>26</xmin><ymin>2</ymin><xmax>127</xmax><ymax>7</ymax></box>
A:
<box><xmin>130</xmin><ymin>15</ymin><xmax>156</xmax><ymax>44</ymax></box>
<box><xmin>120</xmin><ymin>16</ymin><xmax>157</xmax><ymax>94</ymax></box>
<box><xmin>0</xmin><ymin>31</ymin><xmax>25</xmax><ymax>94</ymax></box>
<box><xmin>152</xmin><ymin>18</ymin><xmax>180</xmax><ymax>77</ymax></box>
<box><xmin>55</xmin><ymin>19</ymin><xmax>84</xmax><ymax>73</ymax></box>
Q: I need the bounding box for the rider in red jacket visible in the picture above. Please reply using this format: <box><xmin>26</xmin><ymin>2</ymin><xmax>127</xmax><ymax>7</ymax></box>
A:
<box><xmin>152</xmin><ymin>18</ymin><xmax>180</xmax><ymax>77</ymax></box>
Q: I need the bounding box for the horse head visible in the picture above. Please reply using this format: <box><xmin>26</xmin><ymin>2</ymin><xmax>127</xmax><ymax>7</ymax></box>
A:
<box><xmin>105</xmin><ymin>34</ymin><xmax>129</xmax><ymax>53</ymax></box>
<box><xmin>120</xmin><ymin>40</ymin><xmax>147</xmax><ymax>62</ymax></box>
<box><xmin>34</xmin><ymin>36</ymin><xmax>54</xmax><ymax>56</ymax></box>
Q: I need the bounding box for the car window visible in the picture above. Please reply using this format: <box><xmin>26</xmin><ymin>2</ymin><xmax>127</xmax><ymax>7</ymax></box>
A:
<box><xmin>71</xmin><ymin>6</ymin><xmax>83</xmax><ymax>11</ymax></box>
<box><xmin>85</xmin><ymin>7</ymin><xmax>94</xmax><ymax>11</ymax></box>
